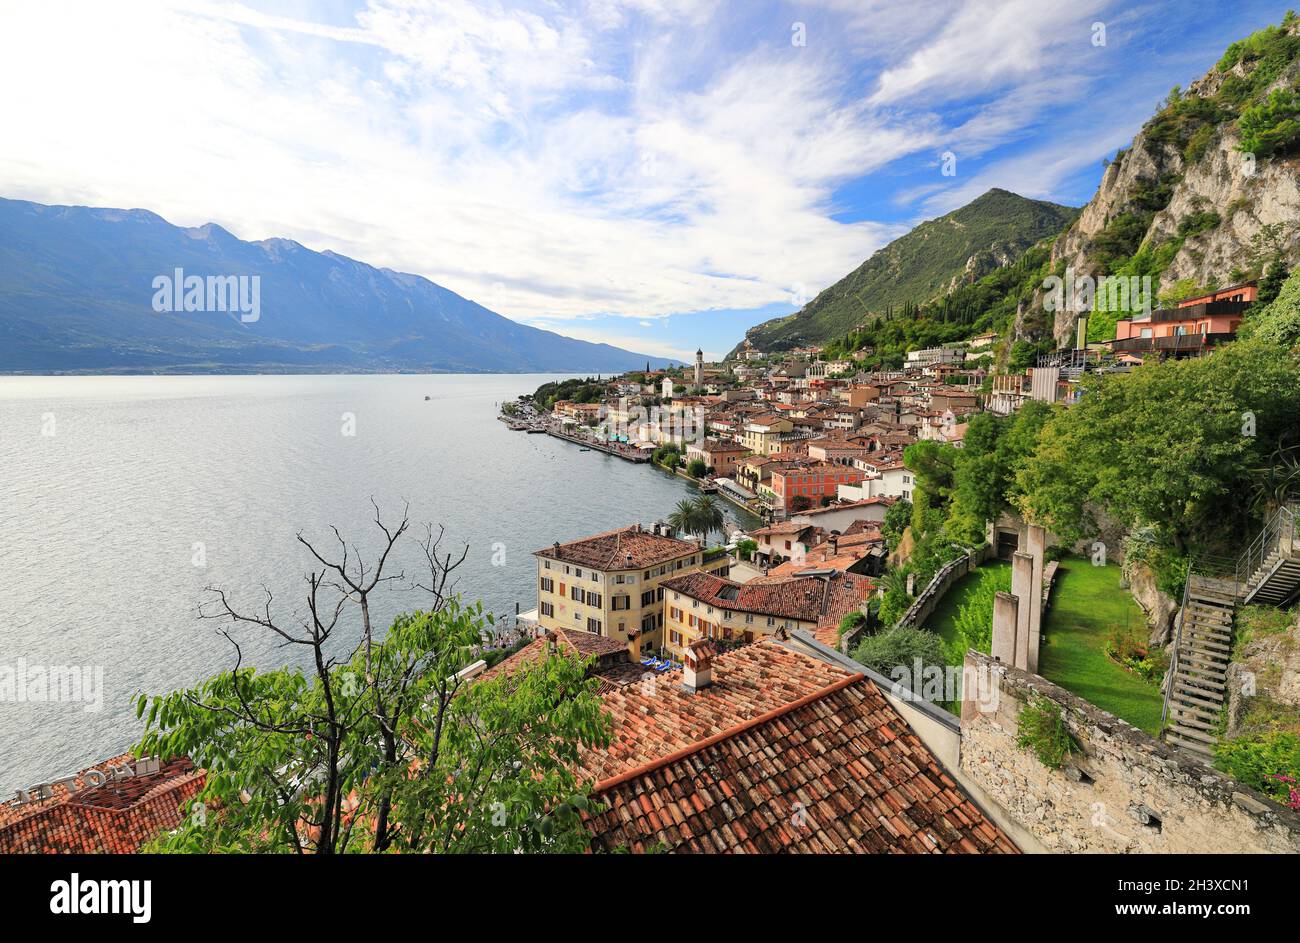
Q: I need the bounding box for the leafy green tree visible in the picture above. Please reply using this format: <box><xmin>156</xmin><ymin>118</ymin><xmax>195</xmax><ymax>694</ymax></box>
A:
<box><xmin>136</xmin><ymin>510</ymin><xmax>609</xmax><ymax>854</ymax></box>
<box><xmin>903</xmin><ymin>440</ymin><xmax>958</xmax><ymax>513</ymax></box>
<box><xmin>881</xmin><ymin>498</ymin><xmax>912</xmax><ymax>551</ymax></box>
<box><xmin>686</xmin><ymin>458</ymin><xmax>708</xmax><ymax>478</ymax></box>
<box><xmin>1016</xmin><ymin>337</ymin><xmax>1300</xmax><ymax>552</ymax></box>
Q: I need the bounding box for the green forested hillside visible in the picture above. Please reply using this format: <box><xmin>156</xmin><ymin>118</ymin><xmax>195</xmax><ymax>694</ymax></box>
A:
<box><xmin>739</xmin><ymin>188</ymin><xmax>1078</xmax><ymax>352</ymax></box>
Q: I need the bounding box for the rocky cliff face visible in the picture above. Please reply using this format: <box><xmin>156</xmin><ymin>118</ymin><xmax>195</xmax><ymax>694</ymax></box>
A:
<box><xmin>1023</xmin><ymin>21</ymin><xmax>1300</xmax><ymax>347</ymax></box>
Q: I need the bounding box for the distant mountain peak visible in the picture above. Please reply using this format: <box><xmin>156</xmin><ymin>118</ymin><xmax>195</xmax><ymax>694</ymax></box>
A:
<box><xmin>738</xmin><ymin>189</ymin><xmax>1079</xmax><ymax>352</ymax></box>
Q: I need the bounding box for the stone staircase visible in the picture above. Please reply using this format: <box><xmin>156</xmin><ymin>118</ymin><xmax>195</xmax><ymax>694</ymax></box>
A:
<box><xmin>1161</xmin><ymin>503</ymin><xmax>1298</xmax><ymax>760</ymax></box>
<box><xmin>1163</xmin><ymin>575</ymin><xmax>1236</xmax><ymax>758</ymax></box>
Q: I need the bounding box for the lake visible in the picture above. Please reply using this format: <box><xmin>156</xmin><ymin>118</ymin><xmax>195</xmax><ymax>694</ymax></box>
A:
<box><xmin>0</xmin><ymin>374</ymin><xmax>759</xmax><ymax>792</ymax></box>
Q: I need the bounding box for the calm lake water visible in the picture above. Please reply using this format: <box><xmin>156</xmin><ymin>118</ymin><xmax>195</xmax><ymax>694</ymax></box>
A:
<box><xmin>0</xmin><ymin>374</ymin><xmax>758</xmax><ymax>792</ymax></box>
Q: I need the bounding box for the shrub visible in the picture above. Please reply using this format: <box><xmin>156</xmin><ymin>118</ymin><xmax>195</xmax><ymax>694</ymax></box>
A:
<box><xmin>686</xmin><ymin>458</ymin><xmax>708</xmax><ymax>478</ymax></box>
<box><xmin>1247</xmin><ymin>268</ymin><xmax>1300</xmax><ymax>348</ymax></box>
<box><xmin>1214</xmin><ymin>731</ymin><xmax>1300</xmax><ymax>806</ymax></box>
<box><xmin>1016</xmin><ymin>696</ymin><xmax>1079</xmax><ymax>769</ymax></box>
<box><xmin>851</xmin><ymin>626</ymin><xmax>947</xmax><ymax>690</ymax></box>
<box><xmin>1104</xmin><ymin>624</ymin><xmax>1167</xmax><ymax>683</ymax></box>
<box><xmin>838</xmin><ymin>610</ymin><xmax>869</xmax><ymax>640</ymax></box>
<box><xmin>945</xmin><ymin>565</ymin><xmax>1010</xmax><ymax>662</ymax></box>
<box><xmin>1238</xmin><ymin>88</ymin><xmax>1300</xmax><ymax>157</ymax></box>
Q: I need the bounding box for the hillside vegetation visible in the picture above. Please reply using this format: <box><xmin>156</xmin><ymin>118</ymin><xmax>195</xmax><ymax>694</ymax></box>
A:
<box><xmin>740</xmin><ymin>188</ymin><xmax>1077</xmax><ymax>353</ymax></box>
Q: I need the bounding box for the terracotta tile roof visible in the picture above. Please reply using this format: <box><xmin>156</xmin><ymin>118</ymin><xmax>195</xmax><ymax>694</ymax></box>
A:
<box><xmin>794</xmin><ymin>496</ymin><xmax>897</xmax><ymax>517</ymax></box>
<box><xmin>0</xmin><ymin>754</ymin><xmax>202</xmax><ymax>854</ymax></box>
<box><xmin>535</xmin><ymin>525</ymin><xmax>698</xmax><ymax>570</ymax></box>
<box><xmin>477</xmin><ymin>628</ymin><xmax>634</xmax><ymax>688</ymax></box>
<box><xmin>584</xmin><ymin>655</ymin><xmax>1018</xmax><ymax>854</ymax></box>
<box><xmin>577</xmin><ymin>641</ymin><xmax>851</xmax><ymax>783</ymax></box>
<box><xmin>662</xmin><ymin>571</ymin><xmax>828</xmax><ymax>623</ymax></box>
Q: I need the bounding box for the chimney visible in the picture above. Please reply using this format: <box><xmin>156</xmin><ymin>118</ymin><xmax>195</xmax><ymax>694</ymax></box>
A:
<box><xmin>625</xmin><ymin>552</ymin><xmax>634</xmax><ymax>568</ymax></box>
<box><xmin>552</xmin><ymin>541</ymin><xmax>561</xmax><ymax>556</ymax></box>
<box><xmin>829</xmin><ymin>534</ymin><xmax>839</xmax><ymax>556</ymax></box>
<box><xmin>682</xmin><ymin>639</ymin><xmax>717</xmax><ymax>693</ymax></box>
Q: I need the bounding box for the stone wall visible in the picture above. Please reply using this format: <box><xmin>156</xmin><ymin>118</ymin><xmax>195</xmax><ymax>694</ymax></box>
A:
<box><xmin>960</xmin><ymin>650</ymin><xmax>1300</xmax><ymax>853</ymax></box>
<box><xmin>895</xmin><ymin>544</ymin><xmax>993</xmax><ymax>632</ymax></box>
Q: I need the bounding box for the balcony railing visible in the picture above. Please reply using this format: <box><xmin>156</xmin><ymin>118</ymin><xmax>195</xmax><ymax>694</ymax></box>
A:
<box><xmin>1110</xmin><ymin>332</ymin><xmax>1234</xmax><ymax>354</ymax></box>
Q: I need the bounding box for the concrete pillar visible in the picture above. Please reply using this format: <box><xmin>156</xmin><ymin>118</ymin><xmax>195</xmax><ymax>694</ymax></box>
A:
<box><xmin>1011</xmin><ymin>551</ymin><xmax>1033</xmax><ymax>671</ymax></box>
<box><xmin>991</xmin><ymin>591</ymin><xmax>1019</xmax><ymax>666</ymax></box>
<box><xmin>1026</xmin><ymin>525</ymin><xmax>1047</xmax><ymax>674</ymax></box>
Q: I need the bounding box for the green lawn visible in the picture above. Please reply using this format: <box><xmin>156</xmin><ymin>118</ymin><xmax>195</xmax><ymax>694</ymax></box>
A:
<box><xmin>926</xmin><ymin>560</ymin><xmax>1010</xmax><ymax>653</ymax></box>
<box><xmin>1039</xmin><ymin>558</ymin><xmax>1164</xmax><ymax>735</ymax></box>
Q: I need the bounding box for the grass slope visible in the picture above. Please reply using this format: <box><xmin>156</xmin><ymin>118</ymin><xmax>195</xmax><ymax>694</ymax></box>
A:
<box><xmin>1039</xmin><ymin>558</ymin><xmax>1163</xmax><ymax>735</ymax></box>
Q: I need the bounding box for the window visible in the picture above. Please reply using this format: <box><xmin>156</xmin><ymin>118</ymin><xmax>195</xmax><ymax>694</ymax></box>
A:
<box><xmin>641</xmin><ymin>589</ymin><xmax>656</xmax><ymax>607</ymax></box>
<box><xmin>540</xmin><ymin>601</ymin><xmax>554</xmax><ymax>617</ymax></box>
<box><xmin>766</xmin><ymin>617</ymin><xmax>775</xmax><ymax>627</ymax></box>
<box><xmin>612</xmin><ymin>595</ymin><xmax>630</xmax><ymax>611</ymax></box>
<box><xmin>575</xmin><ymin>568</ymin><xmax>583</xmax><ymax>579</ymax></box>
<box><xmin>540</xmin><ymin>577</ymin><xmax>554</xmax><ymax>593</ymax></box>
<box><xmin>543</xmin><ymin>561</ymin><xmax>551</xmax><ymax>570</ymax></box>
<box><xmin>587</xmin><ymin>593</ymin><xmax>602</xmax><ymax>609</ymax></box>
<box><xmin>587</xmin><ymin>617</ymin><xmax>601</xmax><ymax>633</ymax></box>
<box><xmin>691</xmin><ymin>600</ymin><xmax>698</xmax><ymax>609</ymax></box>
<box><xmin>670</xmin><ymin>630</ymin><xmax>682</xmax><ymax>646</ymax></box>
<box><xmin>614</xmin><ymin>574</ymin><xmax>625</xmax><ymax>584</ymax></box>
<box><xmin>571</xmin><ymin>586</ymin><xmax>584</xmax><ymax>603</ymax></box>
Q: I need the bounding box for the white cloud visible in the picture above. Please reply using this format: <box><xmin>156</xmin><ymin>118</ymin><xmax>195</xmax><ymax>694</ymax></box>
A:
<box><xmin>869</xmin><ymin>0</ymin><xmax>1110</xmax><ymax>106</ymax></box>
<box><xmin>0</xmin><ymin>0</ymin><xmax>1149</xmax><ymax>339</ymax></box>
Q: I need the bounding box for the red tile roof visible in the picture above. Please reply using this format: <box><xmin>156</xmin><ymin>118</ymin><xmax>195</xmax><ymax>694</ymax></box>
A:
<box><xmin>535</xmin><ymin>525</ymin><xmax>698</xmax><ymax>570</ymax></box>
<box><xmin>0</xmin><ymin>754</ymin><xmax>202</xmax><ymax>854</ymax></box>
<box><xmin>477</xmin><ymin>628</ymin><xmax>634</xmax><ymax>689</ymax></box>
<box><xmin>584</xmin><ymin>648</ymin><xmax>1018</xmax><ymax>854</ymax></box>
<box><xmin>662</xmin><ymin>571</ymin><xmax>828</xmax><ymax>622</ymax></box>
<box><xmin>577</xmin><ymin>641</ymin><xmax>851</xmax><ymax>783</ymax></box>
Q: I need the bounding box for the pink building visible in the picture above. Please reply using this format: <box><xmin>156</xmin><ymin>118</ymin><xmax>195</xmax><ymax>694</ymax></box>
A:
<box><xmin>1111</xmin><ymin>283</ymin><xmax>1255</xmax><ymax>357</ymax></box>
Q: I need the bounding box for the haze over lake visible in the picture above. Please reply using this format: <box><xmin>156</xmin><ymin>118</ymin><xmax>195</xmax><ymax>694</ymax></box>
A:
<box><xmin>0</xmin><ymin>373</ymin><xmax>758</xmax><ymax>792</ymax></box>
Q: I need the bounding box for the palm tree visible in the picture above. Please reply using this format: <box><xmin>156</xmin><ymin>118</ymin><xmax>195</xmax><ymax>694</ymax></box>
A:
<box><xmin>692</xmin><ymin>494</ymin><xmax>726</xmax><ymax>545</ymax></box>
<box><xmin>667</xmin><ymin>499</ymin><xmax>698</xmax><ymax>536</ymax></box>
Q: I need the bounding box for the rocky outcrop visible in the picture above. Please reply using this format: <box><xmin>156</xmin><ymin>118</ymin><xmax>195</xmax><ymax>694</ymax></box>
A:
<box><xmin>1226</xmin><ymin>616</ymin><xmax>1300</xmax><ymax>736</ymax></box>
<box><xmin>1017</xmin><ymin>19</ymin><xmax>1300</xmax><ymax>348</ymax></box>
<box><xmin>1123</xmin><ymin>560</ymin><xmax>1181</xmax><ymax>647</ymax></box>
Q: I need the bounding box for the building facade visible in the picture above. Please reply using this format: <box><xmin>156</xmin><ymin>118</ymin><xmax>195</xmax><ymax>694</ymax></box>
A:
<box><xmin>533</xmin><ymin>524</ymin><xmax>729</xmax><ymax>655</ymax></box>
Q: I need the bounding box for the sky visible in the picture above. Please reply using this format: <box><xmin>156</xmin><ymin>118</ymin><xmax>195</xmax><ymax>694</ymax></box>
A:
<box><xmin>0</xmin><ymin>0</ymin><xmax>1290</xmax><ymax>362</ymax></box>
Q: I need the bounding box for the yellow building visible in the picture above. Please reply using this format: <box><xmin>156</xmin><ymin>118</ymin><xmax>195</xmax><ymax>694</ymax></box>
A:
<box><xmin>741</xmin><ymin>414</ymin><xmax>794</xmax><ymax>455</ymax></box>
<box><xmin>533</xmin><ymin>524</ymin><xmax>730</xmax><ymax>655</ymax></box>
<box><xmin>659</xmin><ymin>570</ymin><xmax>872</xmax><ymax>657</ymax></box>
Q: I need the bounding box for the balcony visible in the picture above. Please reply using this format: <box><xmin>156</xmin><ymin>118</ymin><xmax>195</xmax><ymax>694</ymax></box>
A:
<box><xmin>1110</xmin><ymin>332</ymin><xmax>1235</xmax><ymax>354</ymax></box>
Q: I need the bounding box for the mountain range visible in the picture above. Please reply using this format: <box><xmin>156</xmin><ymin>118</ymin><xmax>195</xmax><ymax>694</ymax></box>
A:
<box><xmin>0</xmin><ymin>198</ymin><xmax>677</xmax><ymax>374</ymax></box>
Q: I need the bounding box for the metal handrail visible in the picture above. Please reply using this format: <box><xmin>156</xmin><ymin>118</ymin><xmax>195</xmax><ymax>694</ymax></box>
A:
<box><xmin>1160</xmin><ymin>558</ymin><xmax>1193</xmax><ymax>733</ymax></box>
<box><xmin>1235</xmin><ymin>504</ymin><xmax>1297</xmax><ymax>593</ymax></box>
